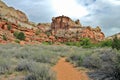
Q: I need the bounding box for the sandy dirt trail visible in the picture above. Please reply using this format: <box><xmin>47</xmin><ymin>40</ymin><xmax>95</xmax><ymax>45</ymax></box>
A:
<box><xmin>53</xmin><ymin>58</ymin><xmax>89</xmax><ymax>80</ymax></box>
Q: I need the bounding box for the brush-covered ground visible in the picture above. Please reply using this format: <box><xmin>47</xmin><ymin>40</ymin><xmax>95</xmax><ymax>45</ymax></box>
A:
<box><xmin>0</xmin><ymin>43</ymin><xmax>120</xmax><ymax>80</ymax></box>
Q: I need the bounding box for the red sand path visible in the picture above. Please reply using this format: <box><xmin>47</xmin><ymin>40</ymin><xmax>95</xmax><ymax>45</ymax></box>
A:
<box><xmin>53</xmin><ymin>58</ymin><xmax>89</xmax><ymax>80</ymax></box>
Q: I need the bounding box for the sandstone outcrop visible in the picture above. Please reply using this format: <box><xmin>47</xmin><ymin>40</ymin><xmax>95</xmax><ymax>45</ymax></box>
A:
<box><xmin>0</xmin><ymin>0</ymin><xmax>28</xmax><ymax>22</ymax></box>
<box><xmin>0</xmin><ymin>0</ymin><xmax>34</xmax><ymax>29</ymax></box>
<box><xmin>37</xmin><ymin>23</ymin><xmax>51</xmax><ymax>32</ymax></box>
<box><xmin>51</xmin><ymin>16</ymin><xmax>105</xmax><ymax>42</ymax></box>
<box><xmin>51</xmin><ymin>15</ymin><xmax>82</xmax><ymax>31</ymax></box>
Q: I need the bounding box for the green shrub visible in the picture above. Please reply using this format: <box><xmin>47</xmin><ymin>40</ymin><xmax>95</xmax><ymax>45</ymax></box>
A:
<box><xmin>66</xmin><ymin>54</ymin><xmax>83</xmax><ymax>66</ymax></box>
<box><xmin>30</xmin><ymin>52</ymin><xmax>57</xmax><ymax>64</ymax></box>
<box><xmin>66</xmin><ymin>48</ymin><xmax>120</xmax><ymax>80</ymax></box>
<box><xmin>15</xmin><ymin>60</ymin><xmax>35</xmax><ymax>72</ymax></box>
<box><xmin>0</xmin><ymin>57</ymin><xmax>12</xmax><ymax>74</ymax></box>
<box><xmin>25</xmin><ymin>63</ymin><xmax>56</xmax><ymax>80</ymax></box>
<box><xmin>16</xmin><ymin>60</ymin><xmax>56</xmax><ymax>80</ymax></box>
<box><xmin>112</xmin><ymin>36</ymin><xmax>120</xmax><ymax>50</ymax></box>
<box><xmin>14</xmin><ymin>31</ymin><xmax>26</xmax><ymax>40</ymax></box>
<box><xmin>45</xmin><ymin>31</ymin><xmax>51</xmax><ymax>36</ymax></box>
<box><xmin>64</xmin><ymin>42</ymin><xmax>81</xmax><ymax>47</ymax></box>
<box><xmin>14</xmin><ymin>39</ymin><xmax>20</xmax><ymax>43</ymax></box>
<box><xmin>35</xmin><ymin>30</ymin><xmax>41</xmax><ymax>35</ymax></box>
<box><xmin>80</xmin><ymin>38</ymin><xmax>92</xmax><ymax>48</ymax></box>
<box><xmin>7</xmin><ymin>25</ymin><xmax>12</xmax><ymax>30</ymax></box>
<box><xmin>2</xmin><ymin>35</ymin><xmax>7</xmax><ymax>41</ymax></box>
<box><xmin>64</xmin><ymin>38</ymin><xmax>93</xmax><ymax>48</ymax></box>
<box><xmin>100</xmin><ymin>40</ymin><xmax>112</xmax><ymax>47</ymax></box>
<box><xmin>42</xmin><ymin>41</ymin><xmax>53</xmax><ymax>45</ymax></box>
<box><xmin>3</xmin><ymin>18</ymin><xmax>8</xmax><ymax>21</ymax></box>
<box><xmin>13</xmin><ymin>31</ymin><xmax>19</xmax><ymax>38</ymax></box>
<box><xmin>17</xmin><ymin>32</ymin><xmax>26</xmax><ymax>40</ymax></box>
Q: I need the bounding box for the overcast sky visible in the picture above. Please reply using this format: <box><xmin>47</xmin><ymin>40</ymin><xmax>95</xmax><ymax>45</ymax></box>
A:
<box><xmin>2</xmin><ymin>0</ymin><xmax>120</xmax><ymax>37</ymax></box>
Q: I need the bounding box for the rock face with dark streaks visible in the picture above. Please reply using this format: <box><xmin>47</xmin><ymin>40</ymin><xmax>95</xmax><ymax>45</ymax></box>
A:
<box><xmin>51</xmin><ymin>15</ymin><xmax>82</xmax><ymax>31</ymax></box>
<box><xmin>51</xmin><ymin>16</ymin><xmax>105</xmax><ymax>42</ymax></box>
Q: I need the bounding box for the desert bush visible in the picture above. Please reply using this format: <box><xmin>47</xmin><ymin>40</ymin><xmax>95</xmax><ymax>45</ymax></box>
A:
<box><xmin>15</xmin><ymin>60</ymin><xmax>56</xmax><ymax>80</ymax></box>
<box><xmin>35</xmin><ymin>29</ymin><xmax>41</xmax><ymax>35</ymax></box>
<box><xmin>112</xmin><ymin>36</ymin><xmax>120</xmax><ymax>50</ymax></box>
<box><xmin>0</xmin><ymin>57</ymin><xmax>12</xmax><ymax>74</ymax></box>
<box><xmin>13</xmin><ymin>31</ymin><xmax>19</xmax><ymax>38</ymax></box>
<box><xmin>80</xmin><ymin>38</ymin><xmax>92</xmax><ymax>48</ymax></box>
<box><xmin>83</xmin><ymin>49</ymin><xmax>120</xmax><ymax>80</ymax></box>
<box><xmin>24</xmin><ymin>63</ymin><xmax>56</xmax><ymax>80</ymax></box>
<box><xmin>30</xmin><ymin>51</ymin><xmax>58</xmax><ymax>65</ymax></box>
<box><xmin>14</xmin><ymin>50</ymin><xmax>30</xmax><ymax>59</ymax></box>
<box><xmin>66</xmin><ymin>48</ymin><xmax>93</xmax><ymax>66</ymax></box>
<box><xmin>2</xmin><ymin>34</ymin><xmax>7</xmax><ymax>41</ymax></box>
<box><xmin>42</xmin><ymin>41</ymin><xmax>53</xmax><ymax>45</ymax></box>
<box><xmin>14</xmin><ymin>31</ymin><xmax>26</xmax><ymax>40</ymax></box>
<box><xmin>17</xmin><ymin>32</ymin><xmax>26</xmax><ymax>40</ymax></box>
<box><xmin>66</xmin><ymin>48</ymin><xmax>120</xmax><ymax>80</ymax></box>
<box><xmin>45</xmin><ymin>31</ymin><xmax>51</xmax><ymax>36</ymax></box>
<box><xmin>7</xmin><ymin>24</ymin><xmax>12</xmax><ymax>30</ymax></box>
<box><xmin>15</xmin><ymin>60</ymin><xmax>35</xmax><ymax>72</ymax></box>
<box><xmin>0</xmin><ymin>43</ymin><xmax>90</xmax><ymax>79</ymax></box>
<box><xmin>14</xmin><ymin>39</ymin><xmax>20</xmax><ymax>43</ymax></box>
<box><xmin>64</xmin><ymin>41</ymin><xmax>81</xmax><ymax>47</ymax></box>
<box><xmin>65</xmin><ymin>38</ymin><xmax>92</xmax><ymax>48</ymax></box>
<box><xmin>66</xmin><ymin>54</ymin><xmax>83</xmax><ymax>66</ymax></box>
<box><xmin>100</xmin><ymin>40</ymin><xmax>112</xmax><ymax>47</ymax></box>
<box><xmin>3</xmin><ymin>18</ymin><xmax>8</xmax><ymax>21</ymax></box>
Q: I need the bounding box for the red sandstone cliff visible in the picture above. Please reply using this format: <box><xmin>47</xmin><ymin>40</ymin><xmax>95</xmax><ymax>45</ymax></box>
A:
<box><xmin>50</xmin><ymin>16</ymin><xmax>105</xmax><ymax>42</ymax></box>
<box><xmin>0</xmin><ymin>1</ymin><xmax>105</xmax><ymax>44</ymax></box>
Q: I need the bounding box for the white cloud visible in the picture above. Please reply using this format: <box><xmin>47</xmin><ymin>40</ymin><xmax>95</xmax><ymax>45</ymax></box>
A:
<box><xmin>51</xmin><ymin>0</ymin><xmax>89</xmax><ymax>18</ymax></box>
<box><xmin>108</xmin><ymin>0</ymin><xmax>120</xmax><ymax>5</ymax></box>
<box><xmin>81</xmin><ymin>0</ymin><xmax>120</xmax><ymax>36</ymax></box>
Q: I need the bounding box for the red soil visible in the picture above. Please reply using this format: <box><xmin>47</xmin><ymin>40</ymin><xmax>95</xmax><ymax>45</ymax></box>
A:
<box><xmin>53</xmin><ymin>58</ymin><xmax>89</xmax><ymax>80</ymax></box>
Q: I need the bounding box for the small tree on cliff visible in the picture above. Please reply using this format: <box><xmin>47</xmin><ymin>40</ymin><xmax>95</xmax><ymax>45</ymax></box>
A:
<box><xmin>14</xmin><ymin>31</ymin><xmax>26</xmax><ymax>40</ymax></box>
<box><xmin>112</xmin><ymin>35</ymin><xmax>120</xmax><ymax>50</ymax></box>
<box><xmin>17</xmin><ymin>32</ymin><xmax>26</xmax><ymax>40</ymax></box>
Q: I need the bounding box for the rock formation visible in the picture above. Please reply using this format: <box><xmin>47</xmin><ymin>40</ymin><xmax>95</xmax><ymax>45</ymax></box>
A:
<box><xmin>51</xmin><ymin>16</ymin><xmax>105</xmax><ymax>42</ymax></box>
<box><xmin>51</xmin><ymin>15</ymin><xmax>82</xmax><ymax>31</ymax></box>
<box><xmin>37</xmin><ymin>23</ymin><xmax>51</xmax><ymax>32</ymax></box>
<box><xmin>0</xmin><ymin>0</ymin><xmax>28</xmax><ymax>22</ymax></box>
<box><xmin>0</xmin><ymin>0</ymin><xmax>34</xmax><ymax>29</ymax></box>
<box><xmin>0</xmin><ymin>1</ymin><xmax>105</xmax><ymax>44</ymax></box>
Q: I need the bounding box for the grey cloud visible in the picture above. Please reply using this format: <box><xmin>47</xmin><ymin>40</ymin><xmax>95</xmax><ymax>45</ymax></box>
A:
<box><xmin>76</xmin><ymin>0</ymin><xmax>96</xmax><ymax>6</ymax></box>
<box><xmin>81</xmin><ymin>0</ymin><xmax>120</xmax><ymax>36</ymax></box>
